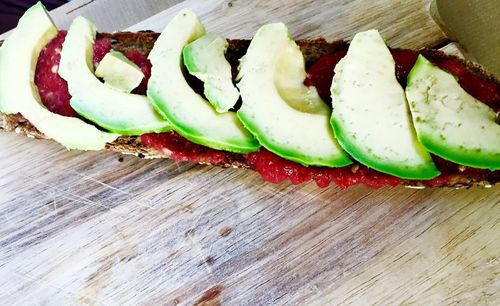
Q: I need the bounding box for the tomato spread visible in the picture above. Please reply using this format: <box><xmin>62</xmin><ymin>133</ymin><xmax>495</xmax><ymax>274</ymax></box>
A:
<box><xmin>141</xmin><ymin>131</ymin><xmax>227</xmax><ymax>165</ymax></box>
<box><xmin>35</xmin><ymin>31</ymin><xmax>75</xmax><ymax>117</ymax></box>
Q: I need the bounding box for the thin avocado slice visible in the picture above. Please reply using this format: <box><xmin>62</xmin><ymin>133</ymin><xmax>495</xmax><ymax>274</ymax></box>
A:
<box><xmin>0</xmin><ymin>2</ymin><xmax>117</xmax><ymax>150</ymax></box>
<box><xmin>237</xmin><ymin>23</ymin><xmax>351</xmax><ymax>167</ymax></box>
<box><xmin>183</xmin><ymin>33</ymin><xmax>239</xmax><ymax>113</ymax></box>
<box><xmin>147</xmin><ymin>10</ymin><xmax>259</xmax><ymax>153</ymax></box>
<box><xmin>59</xmin><ymin>16</ymin><xmax>171</xmax><ymax>136</ymax></box>
<box><xmin>95</xmin><ymin>50</ymin><xmax>144</xmax><ymax>93</ymax></box>
<box><xmin>406</xmin><ymin>55</ymin><xmax>500</xmax><ymax>170</ymax></box>
<box><xmin>330</xmin><ymin>30</ymin><xmax>439</xmax><ymax>179</ymax></box>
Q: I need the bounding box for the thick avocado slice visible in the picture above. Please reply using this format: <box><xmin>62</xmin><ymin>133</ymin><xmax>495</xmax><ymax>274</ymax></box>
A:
<box><xmin>0</xmin><ymin>2</ymin><xmax>117</xmax><ymax>150</ymax></box>
<box><xmin>147</xmin><ymin>10</ymin><xmax>259</xmax><ymax>153</ymax></box>
<box><xmin>406</xmin><ymin>55</ymin><xmax>500</xmax><ymax>170</ymax></box>
<box><xmin>183</xmin><ymin>33</ymin><xmax>239</xmax><ymax>113</ymax></box>
<box><xmin>95</xmin><ymin>50</ymin><xmax>144</xmax><ymax>93</ymax></box>
<box><xmin>59</xmin><ymin>17</ymin><xmax>171</xmax><ymax>136</ymax></box>
<box><xmin>237</xmin><ymin>23</ymin><xmax>351</xmax><ymax>167</ymax></box>
<box><xmin>330</xmin><ymin>30</ymin><xmax>439</xmax><ymax>179</ymax></box>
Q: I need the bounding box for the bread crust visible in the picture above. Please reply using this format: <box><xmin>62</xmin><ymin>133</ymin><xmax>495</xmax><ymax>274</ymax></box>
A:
<box><xmin>1</xmin><ymin>32</ymin><xmax>499</xmax><ymax>188</ymax></box>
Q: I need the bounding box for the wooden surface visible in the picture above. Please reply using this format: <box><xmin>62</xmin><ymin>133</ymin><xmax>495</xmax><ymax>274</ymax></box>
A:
<box><xmin>0</xmin><ymin>0</ymin><xmax>184</xmax><ymax>39</ymax></box>
<box><xmin>1</xmin><ymin>0</ymin><xmax>499</xmax><ymax>305</ymax></box>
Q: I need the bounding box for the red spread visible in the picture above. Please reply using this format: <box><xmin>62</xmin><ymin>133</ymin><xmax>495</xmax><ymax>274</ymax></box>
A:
<box><xmin>35</xmin><ymin>31</ymin><xmax>75</xmax><ymax>117</ymax></box>
<box><xmin>34</xmin><ymin>32</ymin><xmax>499</xmax><ymax>188</ymax></box>
<box><xmin>92</xmin><ymin>37</ymin><xmax>112</xmax><ymax>64</ymax></box>
<box><xmin>304</xmin><ymin>50</ymin><xmax>347</xmax><ymax>103</ymax></box>
<box><xmin>141</xmin><ymin>131</ymin><xmax>226</xmax><ymax>165</ymax></box>
<box><xmin>245</xmin><ymin>148</ymin><xmax>401</xmax><ymax>188</ymax></box>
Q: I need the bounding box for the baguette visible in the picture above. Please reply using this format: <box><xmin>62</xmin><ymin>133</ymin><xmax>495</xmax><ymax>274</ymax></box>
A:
<box><xmin>1</xmin><ymin>31</ymin><xmax>499</xmax><ymax>189</ymax></box>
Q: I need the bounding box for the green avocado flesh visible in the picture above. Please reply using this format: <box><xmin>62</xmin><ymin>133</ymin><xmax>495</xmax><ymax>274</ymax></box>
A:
<box><xmin>95</xmin><ymin>50</ymin><xmax>144</xmax><ymax>93</ymax></box>
<box><xmin>406</xmin><ymin>55</ymin><xmax>500</xmax><ymax>170</ymax></box>
<box><xmin>183</xmin><ymin>33</ymin><xmax>239</xmax><ymax>113</ymax></box>
<box><xmin>0</xmin><ymin>2</ymin><xmax>118</xmax><ymax>150</ymax></box>
<box><xmin>237</xmin><ymin>23</ymin><xmax>351</xmax><ymax>167</ymax></box>
<box><xmin>59</xmin><ymin>17</ymin><xmax>171</xmax><ymax>136</ymax></box>
<box><xmin>147</xmin><ymin>10</ymin><xmax>259</xmax><ymax>153</ymax></box>
<box><xmin>330</xmin><ymin>30</ymin><xmax>439</xmax><ymax>179</ymax></box>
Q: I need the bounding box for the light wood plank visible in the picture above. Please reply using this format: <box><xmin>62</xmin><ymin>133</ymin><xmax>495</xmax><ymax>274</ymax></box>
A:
<box><xmin>129</xmin><ymin>0</ymin><xmax>447</xmax><ymax>48</ymax></box>
<box><xmin>0</xmin><ymin>0</ymin><xmax>184</xmax><ymax>39</ymax></box>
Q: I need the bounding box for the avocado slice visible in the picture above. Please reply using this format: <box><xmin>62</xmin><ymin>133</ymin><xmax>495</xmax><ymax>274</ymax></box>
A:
<box><xmin>59</xmin><ymin>16</ymin><xmax>171</xmax><ymax>136</ymax></box>
<box><xmin>147</xmin><ymin>10</ymin><xmax>259</xmax><ymax>153</ymax></box>
<box><xmin>0</xmin><ymin>2</ymin><xmax>117</xmax><ymax>150</ymax></box>
<box><xmin>183</xmin><ymin>33</ymin><xmax>239</xmax><ymax>113</ymax></box>
<box><xmin>237</xmin><ymin>23</ymin><xmax>351</xmax><ymax>167</ymax></box>
<box><xmin>406</xmin><ymin>55</ymin><xmax>500</xmax><ymax>170</ymax></box>
<box><xmin>95</xmin><ymin>50</ymin><xmax>144</xmax><ymax>93</ymax></box>
<box><xmin>330</xmin><ymin>30</ymin><xmax>439</xmax><ymax>179</ymax></box>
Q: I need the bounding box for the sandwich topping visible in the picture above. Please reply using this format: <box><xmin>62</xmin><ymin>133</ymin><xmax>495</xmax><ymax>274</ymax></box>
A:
<box><xmin>33</xmin><ymin>28</ymin><xmax>498</xmax><ymax>188</ymax></box>
<box><xmin>35</xmin><ymin>31</ymin><xmax>74</xmax><ymax>117</ymax></box>
<box><xmin>35</xmin><ymin>32</ymin><xmax>153</xmax><ymax>118</ymax></box>
<box><xmin>2</xmin><ymin>3</ymin><xmax>499</xmax><ymax>188</ymax></box>
<box><xmin>59</xmin><ymin>16</ymin><xmax>171</xmax><ymax>135</ymax></box>
<box><xmin>0</xmin><ymin>2</ymin><xmax>117</xmax><ymax>150</ymax></box>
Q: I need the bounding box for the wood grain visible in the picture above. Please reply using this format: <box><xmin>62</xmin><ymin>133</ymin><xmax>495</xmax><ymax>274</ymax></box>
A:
<box><xmin>1</xmin><ymin>0</ymin><xmax>499</xmax><ymax>305</ymax></box>
<box><xmin>0</xmin><ymin>0</ymin><xmax>184</xmax><ymax>39</ymax></box>
<box><xmin>129</xmin><ymin>0</ymin><xmax>448</xmax><ymax>49</ymax></box>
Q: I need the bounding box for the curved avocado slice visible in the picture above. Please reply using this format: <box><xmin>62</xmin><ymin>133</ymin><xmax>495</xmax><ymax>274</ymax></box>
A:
<box><xmin>0</xmin><ymin>2</ymin><xmax>117</xmax><ymax>150</ymax></box>
<box><xmin>59</xmin><ymin>17</ymin><xmax>171</xmax><ymax>136</ymax></box>
<box><xmin>147</xmin><ymin>10</ymin><xmax>259</xmax><ymax>153</ymax></box>
<box><xmin>183</xmin><ymin>33</ymin><xmax>239</xmax><ymax>113</ymax></box>
<box><xmin>406</xmin><ymin>55</ymin><xmax>500</xmax><ymax>170</ymax></box>
<box><xmin>95</xmin><ymin>50</ymin><xmax>144</xmax><ymax>93</ymax></box>
<box><xmin>237</xmin><ymin>23</ymin><xmax>351</xmax><ymax>167</ymax></box>
<box><xmin>330</xmin><ymin>30</ymin><xmax>439</xmax><ymax>179</ymax></box>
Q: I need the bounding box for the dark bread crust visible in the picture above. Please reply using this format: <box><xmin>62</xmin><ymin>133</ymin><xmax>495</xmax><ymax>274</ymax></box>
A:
<box><xmin>1</xmin><ymin>32</ymin><xmax>499</xmax><ymax>188</ymax></box>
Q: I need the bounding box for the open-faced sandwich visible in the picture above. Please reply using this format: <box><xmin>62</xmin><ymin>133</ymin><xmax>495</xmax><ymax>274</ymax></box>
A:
<box><xmin>1</xmin><ymin>2</ymin><xmax>499</xmax><ymax>189</ymax></box>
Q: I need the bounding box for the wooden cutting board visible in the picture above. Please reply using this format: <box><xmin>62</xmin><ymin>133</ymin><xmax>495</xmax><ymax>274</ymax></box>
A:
<box><xmin>1</xmin><ymin>0</ymin><xmax>499</xmax><ymax>305</ymax></box>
